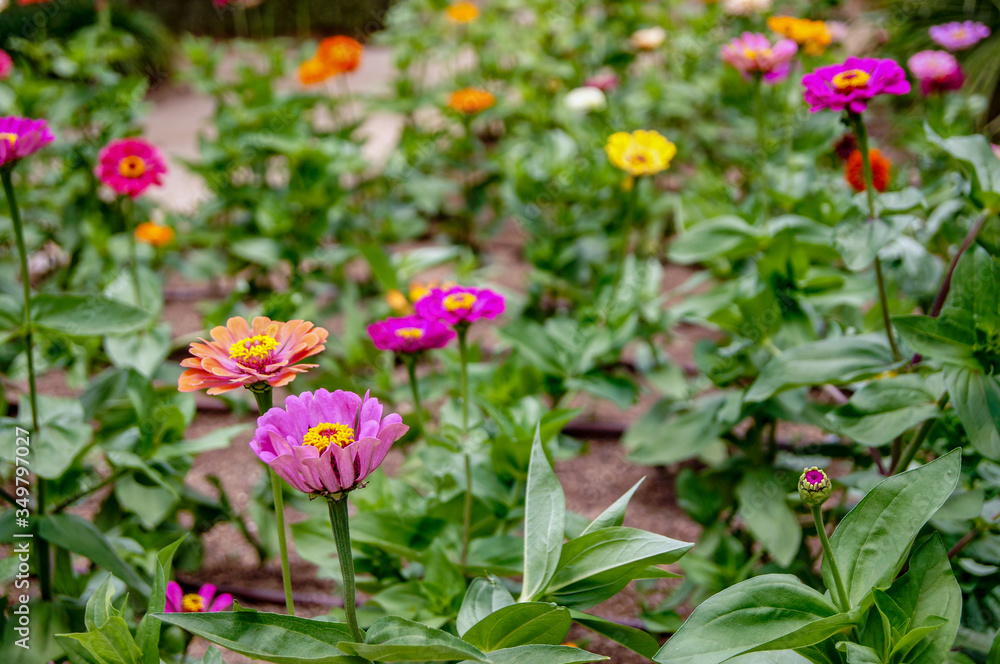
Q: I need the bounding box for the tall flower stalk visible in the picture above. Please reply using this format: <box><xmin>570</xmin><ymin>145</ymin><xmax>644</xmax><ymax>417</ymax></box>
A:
<box><xmin>799</xmin><ymin>468</ymin><xmax>849</xmax><ymax>612</ymax></box>
<box><xmin>327</xmin><ymin>497</ymin><xmax>363</xmax><ymax>642</ymax></box>
<box><xmin>456</xmin><ymin>324</ymin><xmax>472</xmax><ymax>564</ymax></box>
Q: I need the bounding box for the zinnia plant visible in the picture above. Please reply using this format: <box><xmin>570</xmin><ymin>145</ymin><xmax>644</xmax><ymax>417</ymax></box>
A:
<box><xmin>250</xmin><ymin>388</ymin><xmax>408</xmax><ymax>642</ymax></box>
<box><xmin>908</xmin><ymin>50</ymin><xmax>964</xmax><ymax>95</ymax></box>
<box><xmin>179</xmin><ymin>315</ymin><xmax>329</xmax><ymax>616</ymax></box>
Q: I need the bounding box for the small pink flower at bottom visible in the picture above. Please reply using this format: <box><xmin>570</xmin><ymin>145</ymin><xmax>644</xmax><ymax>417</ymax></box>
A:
<box><xmin>367</xmin><ymin>315</ymin><xmax>456</xmax><ymax>354</ymax></box>
<box><xmin>802</xmin><ymin>57</ymin><xmax>911</xmax><ymax>114</ymax></box>
<box><xmin>165</xmin><ymin>581</ymin><xmax>233</xmax><ymax>613</ymax></box>
<box><xmin>720</xmin><ymin>32</ymin><xmax>798</xmax><ymax>83</ymax></box>
<box><xmin>250</xmin><ymin>389</ymin><xmax>408</xmax><ymax>497</ymax></box>
<box><xmin>414</xmin><ymin>286</ymin><xmax>505</xmax><ymax>326</ymax></box>
<box><xmin>908</xmin><ymin>51</ymin><xmax>964</xmax><ymax>95</ymax></box>
<box><xmin>0</xmin><ymin>116</ymin><xmax>55</xmax><ymax>168</ymax></box>
<box><xmin>95</xmin><ymin>138</ymin><xmax>168</xmax><ymax>198</ymax></box>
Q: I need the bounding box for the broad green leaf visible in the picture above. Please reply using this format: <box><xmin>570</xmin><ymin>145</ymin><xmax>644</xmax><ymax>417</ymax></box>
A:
<box><xmin>338</xmin><ymin>616</ymin><xmax>489</xmax><ymax>662</ymax></box>
<box><xmin>888</xmin><ymin>617</ymin><xmax>948</xmax><ymax>663</ymax></box>
<box><xmin>462</xmin><ymin>603</ymin><xmax>570</xmax><ymax>651</ymax></box>
<box><xmin>835</xmin><ymin>217</ymin><xmax>904</xmax><ymax>271</ymax></box>
<box><xmin>746</xmin><ymin>335</ymin><xmax>899</xmax><ymax>402</ymax></box>
<box><xmin>545</xmin><ymin>527</ymin><xmax>691</xmax><ymax>608</ymax></box>
<box><xmin>727</xmin><ymin>654</ymin><xmax>813</xmax><ymax>664</ymax></box>
<box><xmin>85</xmin><ymin>576</ymin><xmax>119</xmax><ymax>632</ymax></box>
<box><xmin>465</xmin><ymin>644</ymin><xmax>608</xmax><ymax>663</ymax></box>
<box><xmin>925</xmin><ymin>124</ymin><xmax>1000</xmax><ymax>208</ymax></box>
<box><xmin>136</xmin><ymin>536</ymin><xmax>186</xmax><ymax>664</ymax></box>
<box><xmin>826</xmin><ymin>375</ymin><xmax>942</xmax><ymax>447</ymax></box>
<box><xmin>944</xmin><ymin>366</ymin><xmax>1000</xmax><ymax>460</ymax></box>
<box><xmin>4</xmin><ymin>600</ymin><xmax>70</xmax><ymax>664</ymax></box>
<box><xmin>668</xmin><ymin>215</ymin><xmax>760</xmax><ymax>264</ymax></box>
<box><xmin>836</xmin><ymin>643</ymin><xmax>882</xmax><ymax>664</ymax></box>
<box><xmin>153</xmin><ymin>612</ymin><xmax>360</xmax><ymax>664</ymax></box>
<box><xmin>823</xmin><ymin>450</ymin><xmax>961</xmax><ymax>607</ymax></box>
<box><xmin>569</xmin><ymin>610</ymin><xmax>660</xmax><ymax>658</ymax></box>
<box><xmin>457</xmin><ymin>576</ymin><xmax>516</xmax><ymax>636</ymax></box>
<box><xmin>581</xmin><ymin>478</ymin><xmax>644</xmax><ymax>535</ymax></box>
<box><xmin>59</xmin><ymin>616</ymin><xmax>143</xmax><ymax>664</ymax></box>
<box><xmin>520</xmin><ymin>428</ymin><xmax>565</xmax><ymax>601</ymax></box>
<box><xmin>38</xmin><ymin>514</ymin><xmax>148</xmax><ymax>595</ymax></box>
<box><xmin>887</xmin><ymin>535</ymin><xmax>961</xmax><ymax>664</ymax></box>
<box><xmin>104</xmin><ymin>324</ymin><xmax>171</xmax><ymax>378</ymax></box>
<box><xmin>736</xmin><ymin>471</ymin><xmax>801</xmax><ymax>567</ymax></box>
<box><xmin>32</xmin><ymin>294</ymin><xmax>149</xmax><ymax>336</ymax></box>
<box><xmin>893</xmin><ymin>315</ymin><xmax>976</xmax><ymax>365</ymax></box>
<box><xmin>2</xmin><ymin>395</ymin><xmax>93</xmax><ymax>478</ymax></box>
<box><xmin>653</xmin><ymin>575</ymin><xmax>845</xmax><ymax>664</ymax></box>
<box><xmin>358</xmin><ymin>244</ymin><xmax>400</xmax><ymax>291</ymax></box>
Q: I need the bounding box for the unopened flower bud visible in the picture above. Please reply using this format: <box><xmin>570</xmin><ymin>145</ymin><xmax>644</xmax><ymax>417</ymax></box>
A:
<box><xmin>798</xmin><ymin>467</ymin><xmax>832</xmax><ymax>506</ymax></box>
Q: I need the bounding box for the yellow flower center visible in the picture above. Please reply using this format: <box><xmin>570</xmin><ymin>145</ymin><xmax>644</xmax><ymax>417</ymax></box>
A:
<box><xmin>0</xmin><ymin>132</ymin><xmax>17</xmax><ymax>147</ymax></box>
<box><xmin>743</xmin><ymin>47</ymin><xmax>770</xmax><ymax>61</ymax></box>
<box><xmin>444</xmin><ymin>292</ymin><xmax>477</xmax><ymax>311</ymax></box>
<box><xmin>181</xmin><ymin>594</ymin><xmax>204</xmax><ymax>613</ymax></box>
<box><xmin>228</xmin><ymin>335</ymin><xmax>280</xmax><ymax>370</ymax></box>
<box><xmin>303</xmin><ymin>422</ymin><xmax>355</xmax><ymax>452</ymax></box>
<box><xmin>119</xmin><ymin>155</ymin><xmax>147</xmax><ymax>178</ymax></box>
<box><xmin>395</xmin><ymin>327</ymin><xmax>425</xmax><ymax>339</ymax></box>
<box><xmin>832</xmin><ymin>69</ymin><xmax>870</xmax><ymax>91</ymax></box>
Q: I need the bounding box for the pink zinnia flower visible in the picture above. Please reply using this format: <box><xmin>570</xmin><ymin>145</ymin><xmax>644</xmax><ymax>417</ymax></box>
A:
<box><xmin>908</xmin><ymin>50</ymin><xmax>964</xmax><ymax>95</ymax></box>
<box><xmin>585</xmin><ymin>69</ymin><xmax>620</xmax><ymax>92</ymax></box>
<box><xmin>720</xmin><ymin>32</ymin><xmax>798</xmax><ymax>83</ymax></box>
<box><xmin>802</xmin><ymin>57</ymin><xmax>911</xmax><ymax>114</ymax></box>
<box><xmin>929</xmin><ymin>21</ymin><xmax>991</xmax><ymax>51</ymax></box>
<box><xmin>250</xmin><ymin>389</ymin><xmax>408</xmax><ymax>497</ymax></box>
<box><xmin>178</xmin><ymin>316</ymin><xmax>329</xmax><ymax>395</ymax></box>
<box><xmin>0</xmin><ymin>51</ymin><xmax>13</xmax><ymax>80</ymax></box>
<box><xmin>165</xmin><ymin>582</ymin><xmax>233</xmax><ymax>613</ymax></box>
<box><xmin>0</xmin><ymin>116</ymin><xmax>54</xmax><ymax>168</ymax></box>
<box><xmin>367</xmin><ymin>315</ymin><xmax>456</xmax><ymax>354</ymax></box>
<box><xmin>414</xmin><ymin>286</ymin><xmax>505</xmax><ymax>326</ymax></box>
<box><xmin>95</xmin><ymin>138</ymin><xmax>168</xmax><ymax>199</ymax></box>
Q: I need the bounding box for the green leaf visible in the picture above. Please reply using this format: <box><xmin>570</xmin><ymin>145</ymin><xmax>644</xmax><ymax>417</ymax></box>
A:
<box><xmin>153</xmin><ymin>611</ymin><xmax>360</xmax><ymax>664</ymax></box>
<box><xmin>746</xmin><ymin>335</ymin><xmax>899</xmax><ymax>402</ymax></box>
<box><xmin>32</xmin><ymin>294</ymin><xmax>149</xmax><ymax>336</ymax></box>
<box><xmin>886</xmin><ymin>535</ymin><xmax>961</xmax><ymax>664</ymax></box>
<box><xmin>136</xmin><ymin>536</ymin><xmax>186</xmax><ymax>664</ymax></box>
<box><xmin>38</xmin><ymin>514</ymin><xmax>149</xmax><ymax>595</ymax></box>
<box><xmin>338</xmin><ymin>616</ymin><xmax>490</xmax><ymax>662</ymax></box>
<box><xmin>545</xmin><ymin>527</ymin><xmax>691</xmax><ymax>608</ymax></box>
<box><xmin>836</xmin><ymin>643</ymin><xmax>883</xmax><ymax>664</ymax></box>
<box><xmin>893</xmin><ymin>315</ymin><xmax>977</xmax><ymax>365</ymax></box>
<box><xmin>581</xmin><ymin>478</ymin><xmax>644</xmax><ymax>535</ymax></box>
<box><xmin>736</xmin><ymin>471</ymin><xmax>801</xmax><ymax>567</ymax></box>
<box><xmin>462</xmin><ymin>603</ymin><xmax>570</xmax><ymax>651</ymax></box>
<box><xmin>823</xmin><ymin>450</ymin><xmax>961</xmax><ymax>607</ymax></box>
<box><xmin>520</xmin><ymin>427</ymin><xmax>565</xmax><ymax>602</ymax></box>
<box><xmin>925</xmin><ymin>124</ymin><xmax>1000</xmax><ymax>208</ymax></box>
<box><xmin>457</xmin><ymin>576</ymin><xmax>516</xmax><ymax>637</ymax></box>
<box><xmin>668</xmin><ymin>216</ymin><xmax>760</xmax><ymax>264</ymax></box>
<box><xmin>468</xmin><ymin>644</ymin><xmax>608</xmax><ymax>663</ymax></box>
<box><xmin>569</xmin><ymin>610</ymin><xmax>660</xmax><ymax>658</ymax></box>
<box><xmin>104</xmin><ymin>324</ymin><xmax>171</xmax><ymax>378</ymax></box>
<box><xmin>826</xmin><ymin>375</ymin><xmax>942</xmax><ymax>447</ymax></box>
<box><xmin>59</xmin><ymin>616</ymin><xmax>143</xmax><ymax>664</ymax></box>
<box><xmin>358</xmin><ymin>244</ymin><xmax>400</xmax><ymax>291</ymax></box>
<box><xmin>727</xmin><ymin>654</ymin><xmax>813</xmax><ymax>664</ymax></box>
<box><xmin>85</xmin><ymin>576</ymin><xmax>120</xmax><ymax>632</ymax></box>
<box><xmin>653</xmin><ymin>575</ymin><xmax>848</xmax><ymax>664</ymax></box>
<box><xmin>944</xmin><ymin>366</ymin><xmax>1000</xmax><ymax>460</ymax></box>
<box><xmin>2</xmin><ymin>395</ymin><xmax>93</xmax><ymax>479</ymax></box>
<box><xmin>889</xmin><ymin>617</ymin><xmax>948</xmax><ymax>663</ymax></box>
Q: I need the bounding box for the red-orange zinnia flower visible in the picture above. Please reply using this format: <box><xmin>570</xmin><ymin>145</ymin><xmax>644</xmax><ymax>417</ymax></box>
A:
<box><xmin>448</xmin><ymin>88</ymin><xmax>495</xmax><ymax>114</ymax></box>
<box><xmin>317</xmin><ymin>36</ymin><xmax>363</xmax><ymax>74</ymax></box>
<box><xmin>845</xmin><ymin>149</ymin><xmax>890</xmax><ymax>193</ymax></box>
<box><xmin>179</xmin><ymin>317</ymin><xmax>329</xmax><ymax>395</ymax></box>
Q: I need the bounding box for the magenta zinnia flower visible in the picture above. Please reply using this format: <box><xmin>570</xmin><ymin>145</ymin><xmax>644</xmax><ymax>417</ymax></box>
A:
<box><xmin>585</xmin><ymin>70</ymin><xmax>620</xmax><ymax>92</ymax></box>
<box><xmin>165</xmin><ymin>581</ymin><xmax>233</xmax><ymax>613</ymax></box>
<box><xmin>908</xmin><ymin>50</ymin><xmax>964</xmax><ymax>95</ymax></box>
<box><xmin>367</xmin><ymin>315</ymin><xmax>456</xmax><ymax>354</ymax></box>
<box><xmin>0</xmin><ymin>50</ymin><xmax>13</xmax><ymax>79</ymax></box>
<box><xmin>0</xmin><ymin>116</ymin><xmax>54</xmax><ymax>168</ymax></box>
<box><xmin>802</xmin><ymin>57</ymin><xmax>911</xmax><ymax>114</ymax></box>
<box><xmin>720</xmin><ymin>32</ymin><xmax>798</xmax><ymax>83</ymax></box>
<box><xmin>250</xmin><ymin>389</ymin><xmax>408</xmax><ymax>497</ymax></box>
<box><xmin>414</xmin><ymin>286</ymin><xmax>505</xmax><ymax>326</ymax></box>
<box><xmin>95</xmin><ymin>138</ymin><xmax>168</xmax><ymax>199</ymax></box>
<box><xmin>929</xmin><ymin>21</ymin><xmax>991</xmax><ymax>51</ymax></box>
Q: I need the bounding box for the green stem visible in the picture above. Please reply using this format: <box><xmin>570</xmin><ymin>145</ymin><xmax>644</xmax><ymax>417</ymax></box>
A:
<box><xmin>613</xmin><ymin>179</ymin><xmax>640</xmax><ymax>296</ymax></box>
<box><xmin>327</xmin><ymin>497</ymin><xmax>364</xmax><ymax>643</ymax></box>
<box><xmin>812</xmin><ymin>504</ymin><xmax>850</xmax><ymax>612</ymax></box>
<box><xmin>405</xmin><ymin>356</ymin><xmax>426</xmax><ymax>436</ymax></box>
<box><xmin>892</xmin><ymin>392</ymin><xmax>950</xmax><ymax>474</ymax></box>
<box><xmin>122</xmin><ymin>197</ymin><xmax>142</xmax><ymax>308</ymax></box>
<box><xmin>4</xmin><ymin>169</ymin><xmax>50</xmax><ymax>601</ymax></box>
<box><xmin>852</xmin><ymin>113</ymin><xmax>901</xmax><ymax>361</ymax></box>
<box><xmin>461</xmin><ymin>451</ymin><xmax>472</xmax><ymax>567</ymax></box>
<box><xmin>252</xmin><ymin>387</ymin><xmax>295</xmax><ymax>616</ymax></box>
<box><xmin>457</xmin><ymin>326</ymin><xmax>470</xmax><ymax>433</ymax></box>
<box><xmin>754</xmin><ymin>75</ymin><xmax>766</xmax><ymax>155</ymax></box>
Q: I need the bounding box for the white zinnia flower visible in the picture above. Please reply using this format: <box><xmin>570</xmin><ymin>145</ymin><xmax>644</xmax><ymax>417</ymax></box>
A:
<box><xmin>564</xmin><ymin>87</ymin><xmax>607</xmax><ymax>112</ymax></box>
<box><xmin>722</xmin><ymin>0</ymin><xmax>772</xmax><ymax>16</ymax></box>
<box><xmin>630</xmin><ymin>26</ymin><xmax>667</xmax><ymax>51</ymax></box>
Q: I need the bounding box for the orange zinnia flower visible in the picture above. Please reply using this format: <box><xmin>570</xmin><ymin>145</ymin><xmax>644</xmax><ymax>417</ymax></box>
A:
<box><xmin>134</xmin><ymin>221</ymin><xmax>175</xmax><ymax>247</ymax></box>
<box><xmin>845</xmin><ymin>149</ymin><xmax>890</xmax><ymax>193</ymax></box>
<box><xmin>298</xmin><ymin>57</ymin><xmax>330</xmax><ymax>85</ymax></box>
<box><xmin>446</xmin><ymin>1</ymin><xmax>480</xmax><ymax>23</ymax></box>
<box><xmin>768</xmin><ymin>16</ymin><xmax>832</xmax><ymax>56</ymax></box>
<box><xmin>179</xmin><ymin>316</ymin><xmax>329</xmax><ymax>395</ymax></box>
<box><xmin>448</xmin><ymin>87</ymin><xmax>495</xmax><ymax>114</ymax></box>
<box><xmin>317</xmin><ymin>36</ymin><xmax>363</xmax><ymax>74</ymax></box>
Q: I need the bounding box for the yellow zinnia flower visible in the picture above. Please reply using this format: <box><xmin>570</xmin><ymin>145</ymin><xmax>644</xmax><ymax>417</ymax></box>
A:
<box><xmin>446</xmin><ymin>2</ymin><xmax>480</xmax><ymax>23</ymax></box>
<box><xmin>768</xmin><ymin>16</ymin><xmax>831</xmax><ymax>56</ymax></box>
<box><xmin>605</xmin><ymin>130</ymin><xmax>677</xmax><ymax>177</ymax></box>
